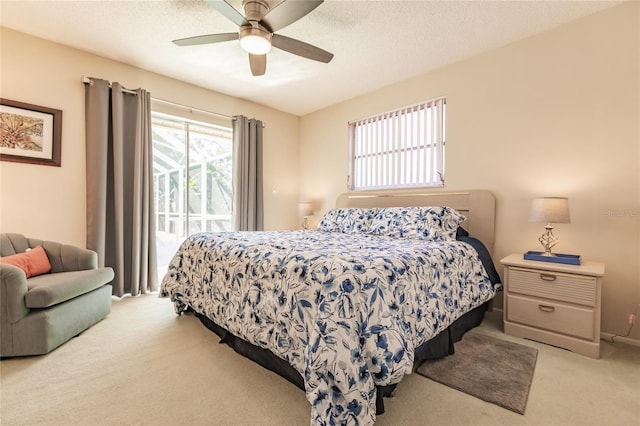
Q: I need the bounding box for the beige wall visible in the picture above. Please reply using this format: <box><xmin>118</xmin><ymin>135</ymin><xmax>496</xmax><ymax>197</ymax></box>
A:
<box><xmin>299</xmin><ymin>3</ymin><xmax>640</xmax><ymax>341</ymax></box>
<box><xmin>0</xmin><ymin>27</ymin><xmax>301</xmax><ymax>247</ymax></box>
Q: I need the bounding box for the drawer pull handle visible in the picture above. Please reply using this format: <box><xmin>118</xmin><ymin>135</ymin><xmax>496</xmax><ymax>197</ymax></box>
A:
<box><xmin>540</xmin><ymin>273</ymin><xmax>557</xmax><ymax>281</ymax></box>
<box><xmin>538</xmin><ymin>304</ymin><xmax>555</xmax><ymax>313</ymax></box>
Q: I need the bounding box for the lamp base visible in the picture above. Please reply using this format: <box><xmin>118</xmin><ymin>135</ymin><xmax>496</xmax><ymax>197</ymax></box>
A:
<box><xmin>538</xmin><ymin>224</ymin><xmax>559</xmax><ymax>256</ymax></box>
<box><xmin>524</xmin><ymin>251</ymin><xmax>581</xmax><ymax>265</ymax></box>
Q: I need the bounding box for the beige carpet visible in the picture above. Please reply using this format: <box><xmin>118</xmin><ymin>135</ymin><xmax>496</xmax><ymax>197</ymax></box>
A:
<box><xmin>416</xmin><ymin>332</ymin><xmax>537</xmax><ymax>414</ymax></box>
<box><xmin>1</xmin><ymin>294</ymin><xmax>639</xmax><ymax>426</ymax></box>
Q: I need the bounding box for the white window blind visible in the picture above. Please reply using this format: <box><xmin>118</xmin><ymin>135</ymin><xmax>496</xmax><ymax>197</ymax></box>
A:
<box><xmin>348</xmin><ymin>97</ymin><xmax>446</xmax><ymax>190</ymax></box>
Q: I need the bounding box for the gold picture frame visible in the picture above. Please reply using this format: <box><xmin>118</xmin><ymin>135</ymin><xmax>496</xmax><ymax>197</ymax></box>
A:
<box><xmin>0</xmin><ymin>98</ymin><xmax>62</xmax><ymax>166</ymax></box>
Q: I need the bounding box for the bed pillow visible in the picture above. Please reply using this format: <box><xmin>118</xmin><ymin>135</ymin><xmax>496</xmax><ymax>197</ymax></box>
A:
<box><xmin>457</xmin><ymin>235</ymin><xmax>502</xmax><ymax>289</ymax></box>
<box><xmin>317</xmin><ymin>208</ymin><xmax>380</xmax><ymax>234</ymax></box>
<box><xmin>369</xmin><ymin>206</ymin><xmax>466</xmax><ymax>241</ymax></box>
<box><xmin>456</xmin><ymin>226</ymin><xmax>469</xmax><ymax>238</ymax></box>
<box><xmin>0</xmin><ymin>245</ymin><xmax>52</xmax><ymax>278</ymax></box>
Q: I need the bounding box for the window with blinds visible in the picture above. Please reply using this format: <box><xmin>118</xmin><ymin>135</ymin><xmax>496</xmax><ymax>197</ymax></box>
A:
<box><xmin>348</xmin><ymin>97</ymin><xmax>446</xmax><ymax>190</ymax></box>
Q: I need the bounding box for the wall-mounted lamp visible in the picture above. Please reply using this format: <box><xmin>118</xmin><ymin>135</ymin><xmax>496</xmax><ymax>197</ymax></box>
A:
<box><xmin>299</xmin><ymin>201</ymin><xmax>314</xmax><ymax>229</ymax></box>
<box><xmin>528</xmin><ymin>197</ymin><xmax>571</xmax><ymax>256</ymax></box>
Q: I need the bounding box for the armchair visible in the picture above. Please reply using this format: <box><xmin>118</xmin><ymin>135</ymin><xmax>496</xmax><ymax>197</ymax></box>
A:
<box><xmin>0</xmin><ymin>233</ymin><xmax>114</xmax><ymax>357</ymax></box>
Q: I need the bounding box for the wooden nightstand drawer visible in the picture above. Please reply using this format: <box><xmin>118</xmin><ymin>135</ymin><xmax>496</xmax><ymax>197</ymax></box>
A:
<box><xmin>507</xmin><ymin>294</ymin><xmax>595</xmax><ymax>340</ymax></box>
<box><xmin>508</xmin><ymin>267</ymin><xmax>596</xmax><ymax>306</ymax></box>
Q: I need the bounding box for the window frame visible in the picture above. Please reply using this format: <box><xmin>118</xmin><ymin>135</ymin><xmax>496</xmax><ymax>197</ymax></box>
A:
<box><xmin>151</xmin><ymin>111</ymin><xmax>233</xmax><ymax>236</ymax></box>
<box><xmin>347</xmin><ymin>97</ymin><xmax>446</xmax><ymax>191</ymax></box>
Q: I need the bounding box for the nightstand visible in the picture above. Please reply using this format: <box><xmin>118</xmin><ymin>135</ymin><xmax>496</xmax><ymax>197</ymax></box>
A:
<box><xmin>500</xmin><ymin>254</ymin><xmax>605</xmax><ymax>359</ymax></box>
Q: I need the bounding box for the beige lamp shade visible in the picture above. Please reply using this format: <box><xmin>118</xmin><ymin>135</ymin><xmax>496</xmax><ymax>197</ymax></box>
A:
<box><xmin>299</xmin><ymin>201</ymin><xmax>313</xmax><ymax>217</ymax></box>
<box><xmin>529</xmin><ymin>197</ymin><xmax>571</xmax><ymax>224</ymax></box>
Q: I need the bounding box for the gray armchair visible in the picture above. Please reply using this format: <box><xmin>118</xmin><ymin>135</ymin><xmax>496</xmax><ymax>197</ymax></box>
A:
<box><xmin>0</xmin><ymin>233</ymin><xmax>114</xmax><ymax>357</ymax></box>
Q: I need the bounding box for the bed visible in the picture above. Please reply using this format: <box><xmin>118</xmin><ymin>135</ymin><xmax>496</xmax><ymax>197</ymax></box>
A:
<box><xmin>160</xmin><ymin>190</ymin><xmax>501</xmax><ymax>425</ymax></box>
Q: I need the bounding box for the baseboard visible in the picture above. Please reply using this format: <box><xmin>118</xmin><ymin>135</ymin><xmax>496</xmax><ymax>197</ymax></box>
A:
<box><xmin>600</xmin><ymin>332</ymin><xmax>640</xmax><ymax>348</ymax></box>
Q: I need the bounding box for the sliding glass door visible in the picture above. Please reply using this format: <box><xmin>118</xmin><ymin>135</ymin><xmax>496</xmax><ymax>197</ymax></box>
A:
<box><xmin>152</xmin><ymin>113</ymin><xmax>233</xmax><ymax>277</ymax></box>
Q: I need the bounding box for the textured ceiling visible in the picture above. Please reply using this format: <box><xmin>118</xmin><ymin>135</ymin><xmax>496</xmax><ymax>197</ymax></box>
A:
<box><xmin>0</xmin><ymin>0</ymin><xmax>622</xmax><ymax>116</ymax></box>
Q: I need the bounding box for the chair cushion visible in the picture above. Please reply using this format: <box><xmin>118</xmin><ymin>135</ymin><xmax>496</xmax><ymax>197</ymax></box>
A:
<box><xmin>25</xmin><ymin>267</ymin><xmax>115</xmax><ymax>309</ymax></box>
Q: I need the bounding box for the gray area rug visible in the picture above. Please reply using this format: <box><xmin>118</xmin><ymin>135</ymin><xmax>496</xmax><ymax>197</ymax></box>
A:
<box><xmin>416</xmin><ymin>332</ymin><xmax>537</xmax><ymax>414</ymax></box>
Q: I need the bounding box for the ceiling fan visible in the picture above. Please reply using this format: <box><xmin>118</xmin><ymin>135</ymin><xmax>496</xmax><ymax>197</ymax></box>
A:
<box><xmin>173</xmin><ymin>0</ymin><xmax>334</xmax><ymax>76</ymax></box>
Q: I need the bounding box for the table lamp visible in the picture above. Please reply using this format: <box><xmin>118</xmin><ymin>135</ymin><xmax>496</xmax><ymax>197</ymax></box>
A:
<box><xmin>528</xmin><ymin>197</ymin><xmax>571</xmax><ymax>256</ymax></box>
<box><xmin>299</xmin><ymin>201</ymin><xmax>314</xmax><ymax>229</ymax></box>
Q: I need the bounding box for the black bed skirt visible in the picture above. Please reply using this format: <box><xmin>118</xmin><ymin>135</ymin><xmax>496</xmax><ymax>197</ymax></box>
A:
<box><xmin>195</xmin><ymin>301</ymin><xmax>489</xmax><ymax>416</ymax></box>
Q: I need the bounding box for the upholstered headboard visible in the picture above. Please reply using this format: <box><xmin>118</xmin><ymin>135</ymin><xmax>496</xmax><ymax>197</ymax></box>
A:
<box><xmin>336</xmin><ymin>189</ymin><xmax>496</xmax><ymax>253</ymax></box>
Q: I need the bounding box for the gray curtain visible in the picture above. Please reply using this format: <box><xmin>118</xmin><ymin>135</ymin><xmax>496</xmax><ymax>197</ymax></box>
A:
<box><xmin>85</xmin><ymin>78</ymin><xmax>157</xmax><ymax>297</ymax></box>
<box><xmin>232</xmin><ymin>116</ymin><xmax>264</xmax><ymax>231</ymax></box>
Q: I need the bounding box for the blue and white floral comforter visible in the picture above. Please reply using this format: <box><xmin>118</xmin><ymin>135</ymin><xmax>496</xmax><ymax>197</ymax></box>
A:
<box><xmin>160</xmin><ymin>230</ymin><xmax>497</xmax><ymax>425</ymax></box>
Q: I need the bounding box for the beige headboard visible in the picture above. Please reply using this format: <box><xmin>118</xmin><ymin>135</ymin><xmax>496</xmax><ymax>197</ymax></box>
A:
<box><xmin>336</xmin><ymin>189</ymin><xmax>496</xmax><ymax>253</ymax></box>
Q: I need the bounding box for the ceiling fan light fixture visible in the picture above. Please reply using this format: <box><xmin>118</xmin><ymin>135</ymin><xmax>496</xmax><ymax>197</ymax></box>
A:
<box><xmin>240</xmin><ymin>26</ymin><xmax>272</xmax><ymax>55</ymax></box>
<box><xmin>174</xmin><ymin>0</ymin><xmax>333</xmax><ymax>75</ymax></box>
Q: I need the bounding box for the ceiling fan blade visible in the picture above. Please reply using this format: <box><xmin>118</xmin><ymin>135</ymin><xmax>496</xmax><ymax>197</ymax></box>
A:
<box><xmin>249</xmin><ymin>53</ymin><xmax>266</xmax><ymax>76</ymax></box>
<box><xmin>173</xmin><ymin>32</ymin><xmax>239</xmax><ymax>46</ymax></box>
<box><xmin>272</xmin><ymin>34</ymin><xmax>333</xmax><ymax>63</ymax></box>
<box><xmin>205</xmin><ymin>0</ymin><xmax>248</xmax><ymax>27</ymax></box>
<box><xmin>261</xmin><ymin>0</ymin><xmax>323</xmax><ymax>32</ymax></box>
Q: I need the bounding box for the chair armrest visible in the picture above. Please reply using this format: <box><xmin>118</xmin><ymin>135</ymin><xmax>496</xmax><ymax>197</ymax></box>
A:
<box><xmin>0</xmin><ymin>264</ymin><xmax>29</xmax><ymax>323</ymax></box>
<box><xmin>28</xmin><ymin>239</ymin><xmax>98</xmax><ymax>273</ymax></box>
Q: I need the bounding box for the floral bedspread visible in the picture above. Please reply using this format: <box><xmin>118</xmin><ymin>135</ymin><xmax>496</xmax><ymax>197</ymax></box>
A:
<box><xmin>160</xmin><ymin>230</ymin><xmax>497</xmax><ymax>425</ymax></box>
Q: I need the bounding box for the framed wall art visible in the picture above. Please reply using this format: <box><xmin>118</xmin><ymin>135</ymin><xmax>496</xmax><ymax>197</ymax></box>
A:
<box><xmin>0</xmin><ymin>98</ymin><xmax>62</xmax><ymax>166</ymax></box>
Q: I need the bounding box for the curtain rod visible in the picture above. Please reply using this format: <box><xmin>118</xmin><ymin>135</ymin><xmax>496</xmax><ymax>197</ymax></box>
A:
<box><xmin>82</xmin><ymin>76</ymin><xmax>234</xmax><ymax>121</ymax></box>
<box><xmin>152</xmin><ymin>97</ymin><xmax>234</xmax><ymax>121</ymax></box>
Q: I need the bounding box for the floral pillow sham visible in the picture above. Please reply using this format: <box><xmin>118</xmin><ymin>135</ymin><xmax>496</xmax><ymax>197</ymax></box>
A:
<box><xmin>316</xmin><ymin>208</ymin><xmax>380</xmax><ymax>234</ymax></box>
<box><xmin>368</xmin><ymin>206</ymin><xmax>466</xmax><ymax>241</ymax></box>
<box><xmin>318</xmin><ymin>205</ymin><xmax>466</xmax><ymax>241</ymax></box>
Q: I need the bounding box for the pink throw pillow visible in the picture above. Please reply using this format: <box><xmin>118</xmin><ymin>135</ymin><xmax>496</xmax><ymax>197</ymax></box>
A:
<box><xmin>0</xmin><ymin>246</ymin><xmax>52</xmax><ymax>277</ymax></box>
